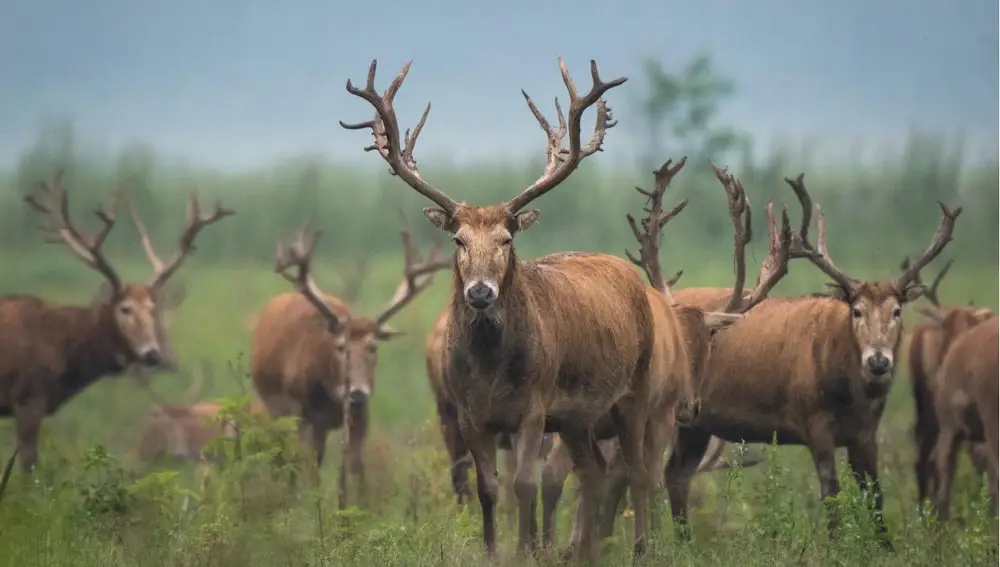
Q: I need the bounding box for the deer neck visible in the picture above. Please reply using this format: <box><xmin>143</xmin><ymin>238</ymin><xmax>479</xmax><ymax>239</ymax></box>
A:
<box><xmin>61</xmin><ymin>304</ymin><xmax>132</xmax><ymax>391</ymax></box>
<box><xmin>449</xmin><ymin>257</ymin><xmax>529</xmax><ymax>356</ymax></box>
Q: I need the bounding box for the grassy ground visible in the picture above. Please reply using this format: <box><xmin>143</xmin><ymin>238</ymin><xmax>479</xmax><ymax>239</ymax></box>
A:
<box><xmin>0</xmin><ymin>249</ymin><xmax>997</xmax><ymax>567</ymax></box>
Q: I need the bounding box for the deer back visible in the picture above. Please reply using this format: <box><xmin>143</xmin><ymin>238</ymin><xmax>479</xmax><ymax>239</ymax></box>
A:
<box><xmin>250</xmin><ymin>291</ymin><xmax>350</xmax><ymax>397</ymax></box>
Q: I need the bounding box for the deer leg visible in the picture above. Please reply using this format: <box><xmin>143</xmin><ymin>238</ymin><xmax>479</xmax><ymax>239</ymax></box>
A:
<box><xmin>806</xmin><ymin>429</ymin><xmax>841</xmax><ymax>540</ymax></box>
<box><xmin>459</xmin><ymin>418</ymin><xmax>500</xmax><ymax>557</ymax></box>
<box><xmin>501</xmin><ymin>446</ymin><xmax>519</xmax><ymax>535</ymax></box>
<box><xmin>559</xmin><ymin>429</ymin><xmax>607</xmax><ymax>562</ymax></box>
<box><xmin>610</xmin><ymin>402</ymin><xmax>650</xmax><ymax>556</ymax></box>
<box><xmin>14</xmin><ymin>399</ymin><xmax>45</xmax><ymax>473</ymax></box>
<box><xmin>914</xmin><ymin>418</ymin><xmax>937</xmax><ymax>506</ymax></box>
<box><xmin>595</xmin><ymin>443</ymin><xmax>628</xmax><ymax>542</ymax></box>
<box><xmin>931</xmin><ymin>428</ymin><xmax>962</xmax><ymax>523</ymax></box>
<box><xmin>440</xmin><ymin>405</ymin><xmax>472</xmax><ymax>505</ymax></box>
<box><xmin>665</xmin><ymin>426</ymin><xmax>712</xmax><ymax>540</ymax></box>
<box><xmin>512</xmin><ymin>417</ymin><xmax>544</xmax><ymax>554</ymax></box>
<box><xmin>541</xmin><ymin>441</ymin><xmax>574</xmax><ymax>548</ymax></box>
<box><xmin>846</xmin><ymin>436</ymin><xmax>893</xmax><ymax>550</ymax></box>
<box><xmin>644</xmin><ymin>409</ymin><xmax>676</xmax><ymax>535</ymax></box>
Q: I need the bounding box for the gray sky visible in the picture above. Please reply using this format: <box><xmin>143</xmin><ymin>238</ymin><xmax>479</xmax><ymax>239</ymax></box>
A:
<box><xmin>1</xmin><ymin>0</ymin><xmax>996</xmax><ymax>170</ymax></box>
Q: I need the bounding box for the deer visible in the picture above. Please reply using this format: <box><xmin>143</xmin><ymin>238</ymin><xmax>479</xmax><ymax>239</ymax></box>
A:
<box><xmin>903</xmin><ymin>258</ymin><xmax>995</xmax><ymax>506</ymax></box>
<box><xmin>663</xmin><ymin>171</ymin><xmax>960</xmax><ymax>548</ymax></box>
<box><xmin>340</xmin><ymin>57</ymin><xmax>653</xmax><ymax>560</ymax></box>
<box><xmin>0</xmin><ymin>171</ymin><xmax>233</xmax><ymax>473</ymax></box>
<box><xmin>250</xmin><ymin>214</ymin><xmax>450</xmax><ymax>508</ymax></box>
<box><xmin>929</xmin><ymin>316</ymin><xmax>999</xmax><ymax>521</ymax></box>
<box><xmin>539</xmin><ymin>160</ymin><xmax>791</xmax><ymax>549</ymax></box>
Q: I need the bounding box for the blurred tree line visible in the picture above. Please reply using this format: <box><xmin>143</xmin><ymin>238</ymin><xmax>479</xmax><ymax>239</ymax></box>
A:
<box><xmin>1</xmin><ymin>54</ymin><xmax>996</xmax><ymax>276</ymax></box>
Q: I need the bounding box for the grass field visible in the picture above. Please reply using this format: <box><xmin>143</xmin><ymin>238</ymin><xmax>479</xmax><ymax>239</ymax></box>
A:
<box><xmin>0</xmin><ymin>241</ymin><xmax>997</xmax><ymax>567</ymax></box>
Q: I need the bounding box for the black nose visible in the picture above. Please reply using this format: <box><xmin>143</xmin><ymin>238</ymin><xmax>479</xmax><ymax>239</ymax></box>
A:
<box><xmin>140</xmin><ymin>350</ymin><xmax>163</xmax><ymax>367</ymax></box>
<box><xmin>348</xmin><ymin>390</ymin><xmax>368</xmax><ymax>405</ymax></box>
<box><xmin>465</xmin><ymin>282</ymin><xmax>496</xmax><ymax>309</ymax></box>
<box><xmin>866</xmin><ymin>354</ymin><xmax>891</xmax><ymax>376</ymax></box>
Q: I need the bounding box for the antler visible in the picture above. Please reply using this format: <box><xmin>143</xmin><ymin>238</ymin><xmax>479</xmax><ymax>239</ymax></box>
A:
<box><xmin>712</xmin><ymin>165</ymin><xmax>792</xmax><ymax>313</ymax></box>
<box><xmin>900</xmin><ymin>256</ymin><xmax>953</xmax><ymax>307</ymax></box>
<box><xmin>891</xmin><ymin>203</ymin><xmax>962</xmax><ymax>293</ymax></box>
<box><xmin>624</xmin><ymin>157</ymin><xmax>689</xmax><ymax>294</ymax></box>
<box><xmin>504</xmin><ymin>58</ymin><xmax>627</xmax><ymax>213</ymax></box>
<box><xmin>129</xmin><ymin>191</ymin><xmax>234</xmax><ymax>291</ymax></box>
<box><xmin>373</xmin><ymin>210</ymin><xmax>453</xmax><ymax>327</ymax></box>
<box><xmin>781</xmin><ymin>174</ymin><xmax>859</xmax><ymax>294</ymax></box>
<box><xmin>24</xmin><ymin>169</ymin><xmax>124</xmax><ymax>292</ymax></box>
<box><xmin>335</xmin><ymin>257</ymin><xmax>372</xmax><ymax>305</ymax></box>
<box><xmin>340</xmin><ymin>61</ymin><xmax>458</xmax><ymax>216</ymax></box>
<box><xmin>274</xmin><ymin>225</ymin><xmax>346</xmax><ymax>332</ymax></box>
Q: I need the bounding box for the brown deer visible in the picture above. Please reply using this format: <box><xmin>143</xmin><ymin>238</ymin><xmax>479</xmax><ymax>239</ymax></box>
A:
<box><xmin>340</xmin><ymin>58</ymin><xmax>652</xmax><ymax>560</ymax></box>
<box><xmin>250</xmin><ymin>216</ymin><xmax>450</xmax><ymax>508</ymax></box>
<box><xmin>904</xmin><ymin>258</ymin><xmax>995</xmax><ymax>506</ymax></box>
<box><xmin>664</xmin><ymin>172</ymin><xmax>960</xmax><ymax>548</ymax></box>
<box><xmin>540</xmin><ymin>160</ymin><xmax>791</xmax><ymax>548</ymax></box>
<box><xmin>0</xmin><ymin>171</ymin><xmax>233</xmax><ymax>473</ymax></box>
<box><xmin>929</xmin><ymin>316</ymin><xmax>999</xmax><ymax>521</ymax></box>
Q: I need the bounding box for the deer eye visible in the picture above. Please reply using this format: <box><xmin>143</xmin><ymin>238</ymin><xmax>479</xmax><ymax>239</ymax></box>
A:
<box><xmin>452</xmin><ymin>236</ymin><xmax>466</xmax><ymax>248</ymax></box>
<box><xmin>892</xmin><ymin>307</ymin><xmax>902</xmax><ymax>319</ymax></box>
<box><xmin>118</xmin><ymin>304</ymin><xmax>133</xmax><ymax>315</ymax></box>
<box><xmin>500</xmin><ymin>237</ymin><xmax>513</xmax><ymax>246</ymax></box>
<box><xmin>366</xmin><ymin>343</ymin><xmax>378</xmax><ymax>353</ymax></box>
<box><xmin>851</xmin><ymin>307</ymin><xmax>863</xmax><ymax>319</ymax></box>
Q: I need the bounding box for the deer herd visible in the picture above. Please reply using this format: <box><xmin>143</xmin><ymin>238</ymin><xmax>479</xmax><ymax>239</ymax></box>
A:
<box><xmin>0</xmin><ymin>57</ymin><xmax>996</xmax><ymax>561</ymax></box>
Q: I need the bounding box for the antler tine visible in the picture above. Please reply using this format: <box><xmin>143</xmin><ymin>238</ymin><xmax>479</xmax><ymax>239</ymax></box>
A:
<box><xmin>624</xmin><ymin>158</ymin><xmax>689</xmax><ymax>294</ymax></box>
<box><xmin>505</xmin><ymin>58</ymin><xmax>627</xmax><ymax>213</ymax></box>
<box><xmin>274</xmin><ymin>225</ymin><xmax>345</xmax><ymax>332</ymax></box>
<box><xmin>128</xmin><ymin>199</ymin><xmax>166</xmax><ymax>275</ymax></box>
<box><xmin>711</xmin><ymin>163</ymin><xmax>755</xmax><ymax>313</ymax></box>
<box><xmin>922</xmin><ymin>258</ymin><xmax>954</xmax><ymax>307</ymax></box>
<box><xmin>340</xmin><ymin>60</ymin><xmax>458</xmax><ymax>216</ymax></box>
<box><xmin>892</xmin><ymin>202</ymin><xmax>962</xmax><ymax>292</ymax></box>
<box><xmin>23</xmin><ymin>170</ymin><xmax>124</xmax><ymax>292</ymax></box>
<box><xmin>665</xmin><ymin>270</ymin><xmax>684</xmax><ymax>288</ymax></box>
<box><xmin>733</xmin><ymin>203</ymin><xmax>793</xmax><ymax>313</ymax></box>
<box><xmin>374</xmin><ymin>211</ymin><xmax>453</xmax><ymax>327</ymax></box>
<box><xmin>149</xmin><ymin>190</ymin><xmax>234</xmax><ymax>291</ymax></box>
<box><xmin>781</xmin><ymin>174</ymin><xmax>859</xmax><ymax>292</ymax></box>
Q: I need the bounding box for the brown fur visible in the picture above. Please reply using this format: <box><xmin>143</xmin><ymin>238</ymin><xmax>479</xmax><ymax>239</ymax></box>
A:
<box><xmin>929</xmin><ymin>317</ymin><xmax>999</xmax><ymax>521</ymax></box>
<box><xmin>664</xmin><ymin>175</ymin><xmax>961</xmax><ymax>548</ymax></box>
<box><xmin>251</xmin><ymin>223</ymin><xmax>446</xmax><ymax>509</ymax></box>
<box><xmin>137</xmin><ymin>400</ymin><xmax>267</xmax><ymax>464</ymax></box>
<box><xmin>908</xmin><ymin>305</ymin><xmax>995</xmax><ymax>504</ymax></box>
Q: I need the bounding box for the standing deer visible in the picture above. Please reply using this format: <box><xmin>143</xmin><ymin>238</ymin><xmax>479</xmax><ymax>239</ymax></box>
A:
<box><xmin>340</xmin><ymin>58</ymin><xmax>652</xmax><ymax>560</ymax></box>
<box><xmin>250</xmin><ymin>217</ymin><xmax>449</xmax><ymax>508</ymax></box>
<box><xmin>664</xmin><ymin>173</ymin><xmax>961</xmax><ymax>548</ymax></box>
<box><xmin>929</xmin><ymin>316</ymin><xmax>999</xmax><ymax>521</ymax></box>
<box><xmin>540</xmin><ymin>160</ymin><xmax>790</xmax><ymax>548</ymax></box>
<box><xmin>904</xmin><ymin>258</ymin><xmax>994</xmax><ymax>506</ymax></box>
<box><xmin>0</xmin><ymin>171</ymin><xmax>233</xmax><ymax>473</ymax></box>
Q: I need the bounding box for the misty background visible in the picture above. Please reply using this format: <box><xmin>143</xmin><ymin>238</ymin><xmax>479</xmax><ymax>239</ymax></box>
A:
<box><xmin>0</xmin><ymin>0</ymin><xmax>997</xmax><ymax>295</ymax></box>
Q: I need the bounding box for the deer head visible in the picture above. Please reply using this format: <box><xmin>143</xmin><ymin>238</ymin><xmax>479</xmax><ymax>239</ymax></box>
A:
<box><xmin>340</xmin><ymin>58</ymin><xmax>625</xmax><ymax>313</ymax></box>
<box><xmin>25</xmin><ymin>171</ymin><xmax>233</xmax><ymax>370</ymax></box>
<box><xmin>783</xmin><ymin>175</ymin><xmax>961</xmax><ymax>381</ymax></box>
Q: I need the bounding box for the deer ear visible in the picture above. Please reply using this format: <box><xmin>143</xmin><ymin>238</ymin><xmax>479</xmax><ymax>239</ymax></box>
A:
<box><xmin>917</xmin><ymin>307</ymin><xmax>945</xmax><ymax>323</ymax></box>
<box><xmin>973</xmin><ymin>307</ymin><xmax>995</xmax><ymax>320</ymax></box>
<box><xmin>423</xmin><ymin>208</ymin><xmax>454</xmax><ymax>232</ymax></box>
<box><xmin>513</xmin><ymin>209</ymin><xmax>540</xmax><ymax>233</ymax></box>
<box><xmin>156</xmin><ymin>279</ymin><xmax>187</xmax><ymax>311</ymax></box>
<box><xmin>900</xmin><ymin>282</ymin><xmax>925</xmax><ymax>304</ymax></box>
<box><xmin>95</xmin><ymin>281</ymin><xmax>117</xmax><ymax>305</ymax></box>
<box><xmin>375</xmin><ymin>324</ymin><xmax>405</xmax><ymax>341</ymax></box>
<box><xmin>703</xmin><ymin>311</ymin><xmax>744</xmax><ymax>334</ymax></box>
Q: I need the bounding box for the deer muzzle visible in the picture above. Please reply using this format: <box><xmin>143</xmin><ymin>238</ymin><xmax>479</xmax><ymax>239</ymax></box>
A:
<box><xmin>463</xmin><ymin>279</ymin><xmax>498</xmax><ymax>310</ymax></box>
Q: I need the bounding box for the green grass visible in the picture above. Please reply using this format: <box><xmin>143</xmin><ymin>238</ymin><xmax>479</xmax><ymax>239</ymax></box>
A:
<box><xmin>0</xmin><ymin>244</ymin><xmax>997</xmax><ymax>566</ymax></box>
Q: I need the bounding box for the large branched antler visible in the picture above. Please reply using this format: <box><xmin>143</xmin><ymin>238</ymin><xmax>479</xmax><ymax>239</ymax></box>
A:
<box><xmin>781</xmin><ymin>174</ymin><xmax>859</xmax><ymax>294</ymax></box>
<box><xmin>624</xmin><ymin>157</ymin><xmax>689</xmax><ymax>295</ymax></box>
<box><xmin>274</xmin><ymin>225</ymin><xmax>346</xmax><ymax>333</ymax></box>
<box><xmin>891</xmin><ymin>204</ymin><xmax>962</xmax><ymax>293</ymax></box>
<box><xmin>374</xmin><ymin>210</ymin><xmax>453</xmax><ymax>327</ymax></box>
<box><xmin>711</xmin><ymin>165</ymin><xmax>792</xmax><ymax>313</ymax></box>
<box><xmin>340</xmin><ymin>61</ymin><xmax>457</xmax><ymax>215</ymax></box>
<box><xmin>24</xmin><ymin>169</ymin><xmax>124</xmax><ymax>292</ymax></box>
<box><xmin>504</xmin><ymin>58</ymin><xmax>627</xmax><ymax>213</ymax></box>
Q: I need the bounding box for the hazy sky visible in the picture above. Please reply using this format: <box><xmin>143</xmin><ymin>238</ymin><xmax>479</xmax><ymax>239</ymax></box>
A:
<box><xmin>1</xmin><ymin>0</ymin><xmax>997</xmax><ymax>170</ymax></box>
